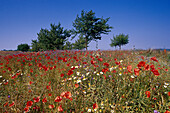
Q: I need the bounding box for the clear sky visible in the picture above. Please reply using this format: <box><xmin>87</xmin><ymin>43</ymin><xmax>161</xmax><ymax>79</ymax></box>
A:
<box><xmin>0</xmin><ymin>0</ymin><xmax>170</xmax><ymax>50</ymax></box>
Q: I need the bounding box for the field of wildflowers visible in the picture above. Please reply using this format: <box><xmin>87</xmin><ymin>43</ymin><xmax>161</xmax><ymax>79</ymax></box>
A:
<box><xmin>0</xmin><ymin>50</ymin><xmax>169</xmax><ymax>113</ymax></box>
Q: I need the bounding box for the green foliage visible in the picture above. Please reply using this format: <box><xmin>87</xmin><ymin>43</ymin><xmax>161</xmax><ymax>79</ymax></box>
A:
<box><xmin>17</xmin><ymin>43</ymin><xmax>30</xmax><ymax>52</ymax></box>
<box><xmin>63</xmin><ymin>41</ymin><xmax>73</xmax><ymax>50</ymax></box>
<box><xmin>32</xmin><ymin>23</ymin><xmax>71</xmax><ymax>51</ymax></box>
<box><xmin>72</xmin><ymin>10</ymin><xmax>112</xmax><ymax>50</ymax></box>
<box><xmin>110</xmin><ymin>33</ymin><xmax>129</xmax><ymax>50</ymax></box>
<box><xmin>72</xmin><ymin>35</ymin><xmax>89</xmax><ymax>50</ymax></box>
<box><xmin>31</xmin><ymin>40</ymin><xmax>41</xmax><ymax>52</ymax></box>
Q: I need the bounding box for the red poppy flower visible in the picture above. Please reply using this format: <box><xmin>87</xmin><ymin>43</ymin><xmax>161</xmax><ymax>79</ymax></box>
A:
<box><xmin>75</xmin><ymin>84</ymin><xmax>79</xmax><ymax>88</ymax></box>
<box><xmin>137</xmin><ymin>61</ymin><xmax>145</xmax><ymax>69</ymax></box>
<box><xmin>102</xmin><ymin>68</ymin><xmax>109</xmax><ymax>73</ymax></box>
<box><xmin>134</xmin><ymin>68</ymin><xmax>140</xmax><ymax>76</ymax></box>
<box><xmin>48</xmin><ymin>93</ymin><xmax>52</xmax><ymax>96</ymax></box>
<box><xmin>4</xmin><ymin>102</ymin><xmax>8</xmax><ymax>107</ymax></box>
<box><xmin>115</xmin><ymin>62</ymin><xmax>120</xmax><ymax>65</ymax></box>
<box><xmin>150</xmin><ymin>64</ymin><xmax>155</xmax><ymax>70</ymax></box>
<box><xmin>46</xmin><ymin>85</ymin><xmax>51</xmax><ymax>90</ymax></box>
<box><xmin>150</xmin><ymin>57</ymin><xmax>158</xmax><ymax>62</ymax></box>
<box><xmin>60</xmin><ymin>73</ymin><xmax>64</xmax><ymax>78</ymax></box>
<box><xmin>49</xmin><ymin>104</ymin><xmax>54</xmax><ymax>109</ymax></box>
<box><xmin>58</xmin><ymin>105</ymin><xmax>63</xmax><ymax>112</ymax></box>
<box><xmin>24</xmin><ymin>107</ymin><xmax>29</xmax><ymax>112</ymax></box>
<box><xmin>29</xmin><ymin>81</ymin><xmax>33</xmax><ymax>85</ymax></box>
<box><xmin>164</xmin><ymin>110</ymin><xmax>170</xmax><ymax>113</ymax></box>
<box><xmin>103</xmin><ymin>75</ymin><xmax>106</xmax><ymax>79</ymax></box>
<box><xmin>42</xmin><ymin>97</ymin><xmax>47</xmax><ymax>103</ymax></box>
<box><xmin>26</xmin><ymin>101</ymin><xmax>33</xmax><ymax>107</ymax></box>
<box><xmin>144</xmin><ymin>64</ymin><xmax>150</xmax><ymax>71</ymax></box>
<box><xmin>91</xmin><ymin>60</ymin><xmax>96</xmax><ymax>65</ymax></box>
<box><xmin>151</xmin><ymin>69</ymin><xmax>160</xmax><ymax>76</ymax></box>
<box><xmin>145</xmin><ymin>91</ymin><xmax>150</xmax><ymax>98</ymax></box>
<box><xmin>93</xmin><ymin>103</ymin><xmax>98</xmax><ymax>109</ymax></box>
<box><xmin>98</xmin><ymin>58</ymin><xmax>103</xmax><ymax>62</ymax></box>
<box><xmin>168</xmin><ymin>92</ymin><xmax>170</xmax><ymax>96</ymax></box>
<box><xmin>103</xmin><ymin>62</ymin><xmax>109</xmax><ymax>67</ymax></box>
<box><xmin>67</xmin><ymin>70</ymin><xmax>73</xmax><ymax>76</ymax></box>
<box><xmin>9</xmin><ymin>101</ymin><xmax>14</xmax><ymax>107</ymax></box>
<box><xmin>61</xmin><ymin>91</ymin><xmax>71</xmax><ymax>99</ymax></box>
<box><xmin>127</xmin><ymin>65</ymin><xmax>132</xmax><ymax>73</ymax></box>
<box><xmin>55</xmin><ymin>96</ymin><xmax>62</xmax><ymax>102</ymax></box>
<box><xmin>33</xmin><ymin>97</ymin><xmax>40</xmax><ymax>103</ymax></box>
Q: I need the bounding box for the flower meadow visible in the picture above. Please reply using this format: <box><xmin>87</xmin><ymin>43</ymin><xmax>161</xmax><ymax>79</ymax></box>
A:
<box><xmin>0</xmin><ymin>50</ymin><xmax>169</xmax><ymax>113</ymax></box>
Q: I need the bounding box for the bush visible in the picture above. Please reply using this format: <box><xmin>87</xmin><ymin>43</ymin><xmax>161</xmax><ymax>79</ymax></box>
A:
<box><xmin>17</xmin><ymin>43</ymin><xmax>30</xmax><ymax>52</ymax></box>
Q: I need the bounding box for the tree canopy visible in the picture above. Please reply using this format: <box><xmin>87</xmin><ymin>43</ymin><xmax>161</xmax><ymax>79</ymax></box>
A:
<box><xmin>110</xmin><ymin>33</ymin><xmax>129</xmax><ymax>50</ymax></box>
<box><xmin>72</xmin><ymin>35</ymin><xmax>89</xmax><ymax>50</ymax></box>
<box><xmin>72</xmin><ymin>10</ymin><xmax>112</xmax><ymax>50</ymax></box>
<box><xmin>17</xmin><ymin>43</ymin><xmax>30</xmax><ymax>52</ymax></box>
<box><xmin>32</xmin><ymin>23</ymin><xmax>71</xmax><ymax>51</ymax></box>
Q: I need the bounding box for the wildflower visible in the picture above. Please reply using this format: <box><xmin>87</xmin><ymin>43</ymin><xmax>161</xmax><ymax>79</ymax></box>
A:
<box><xmin>103</xmin><ymin>62</ymin><xmax>109</xmax><ymax>67</ymax></box>
<box><xmin>151</xmin><ymin>57</ymin><xmax>158</xmax><ymax>62</ymax></box>
<box><xmin>100</xmin><ymin>72</ymin><xmax>103</xmax><ymax>74</ymax></box>
<box><xmin>26</xmin><ymin>101</ymin><xmax>33</xmax><ymax>108</ymax></box>
<box><xmin>144</xmin><ymin>64</ymin><xmax>150</xmax><ymax>71</ymax></box>
<box><xmin>87</xmin><ymin>109</ymin><xmax>92</xmax><ymax>112</ymax></box>
<box><xmin>86</xmin><ymin>72</ymin><xmax>90</xmax><ymax>75</ymax></box>
<box><xmin>55</xmin><ymin>96</ymin><xmax>62</xmax><ymax>102</ymax></box>
<box><xmin>134</xmin><ymin>68</ymin><xmax>140</xmax><ymax>76</ymax></box>
<box><xmin>9</xmin><ymin>101</ymin><xmax>14</xmax><ymax>107</ymax></box>
<box><xmin>49</xmin><ymin>104</ymin><xmax>54</xmax><ymax>109</ymax></box>
<box><xmin>4</xmin><ymin>102</ymin><xmax>8</xmax><ymax>107</ymax></box>
<box><xmin>60</xmin><ymin>73</ymin><xmax>64</xmax><ymax>77</ymax></box>
<box><xmin>24</xmin><ymin>107</ymin><xmax>29</xmax><ymax>112</ymax></box>
<box><xmin>75</xmin><ymin>66</ymin><xmax>79</xmax><ymax>68</ymax></box>
<box><xmin>67</xmin><ymin>70</ymin><xmax>73</xmax><ymax>76</ymax></box>
<box><xmin>151</xmin><ymin>69</ymin><xmax>160</xmax><ymax>76</ymax></box>
<box><xmin>77</xmin><ymin>79</ymin><xmax>82</xmax><ymax>83</ymax></box>
<box><xmin>98</xmin><ymin>58</ymin><xmax>103</xmax><ymax>62</ymax></box>
<box><xmin>77</xmin><ymin>72</ymin><xmax>80</xmax><ymax>75</ymax></box>
<box><xmin>93</xmin><ymin>103</ymin><xmax>98</xmax><ymax>110</ymax></box>
<box><xmin>131</xmin><ymin>75</ymin><xmax>135</xmax><ymax>78</ymax></box>
<box><xmin>137</xmin><ymin>61</ymin><xmax>145</xmax><ymax>69</ymax></box>
<box><xmin>111</xmin><ymin>110</ymin><xmax>114</xmax><ymax>113</ymax></box>
<box><xmin>61</xmin><ymin>91</ymin><xmax>72</xmax><ymax>99</ymax></box>
<box><xmin>75</xmin><ymin>84</ymin><xmax>79</xmax><ymax>88</ymax></box>
<box><xmin>145</xmin><ymin>91</ymin><xmax>150</xmax><ymax>98</ymax></box>
<box><xmin>48</xmin><ymin>93</ymin><xmax>52</xmax><ymax>96</ymax></box>
<box><xmin>42</xmin><ymin>97</ymin><xmax>47</xmax><ymax>103</ymax></box>
<box><xmin>164</xmin><ymin>110</ymin><xmax>170</xmax><ymax>113</ymax></box>
<box><xmin>164</xmin><ymin>85</ymin><xmax>167</xmax><ymax>88</ymax></box>
<box><xmin>33</xmin><ymin>96</ymin><xmax>40</xmax><ymax>103</ymax></box>
<box><xmin>165</xmin><ymin>83</ymin><xmax>169</xmax><ymax>86</ymax></box>
<box><xmin>58</xmin><ymin>105</ymin><xmax>63</xmax><ymax>112</ymax></box>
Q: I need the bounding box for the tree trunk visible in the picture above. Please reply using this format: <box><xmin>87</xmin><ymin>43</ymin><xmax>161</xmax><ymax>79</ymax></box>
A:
<box><xmin>85</xmin><ymin>37</ymin><xmax>87</xmax><ymax>50</ymax></box>
<box><xmin>119</xmin><ymin>45</ymin><xmax>121</xmax><ymax>50</ymax></box>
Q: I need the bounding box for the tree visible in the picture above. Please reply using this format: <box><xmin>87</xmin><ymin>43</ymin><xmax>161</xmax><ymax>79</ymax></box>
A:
<box><xmin>72</xmin><ymin>10</ymin><xmax>112</xmax><ymax>50</ymax></box>
<box><xmin>73</xmin><ymin>35</ymin><xmax>89</xmax><ymax>50</ymax></box>
<box><xmin>17</xmin><ymin>43</ymin><xmax>30</xmax><ymax>52</ymax></box>
<box><xmin>110</xmin><ymin>37</ymin><xmax>118</xmax><ymax>49</ymax></box>
<box><xmin>63</xmin><ymin>41</ymin><xmax>73</xmax><ymax>50</ymax></box>
<box><xmin>31</xmin><ymin>39</ymin><xmax>41</xmax><ymax>52</ymax></box>
<box><xmin>110</xmin><ymin>33</ymin><xmax>129</xmax><ymax>50</ymax></box>
<box><xmin>34</xmin><ymin>23</ymin><xmax>71</xmax><ymax>51</ymax></box>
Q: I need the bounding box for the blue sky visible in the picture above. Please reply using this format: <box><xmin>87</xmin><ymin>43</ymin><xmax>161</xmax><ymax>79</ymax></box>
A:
<box><xmin>0</xmin><ymin>0</ymin><xmax>170</xmax><ymax>50</ymax></box>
